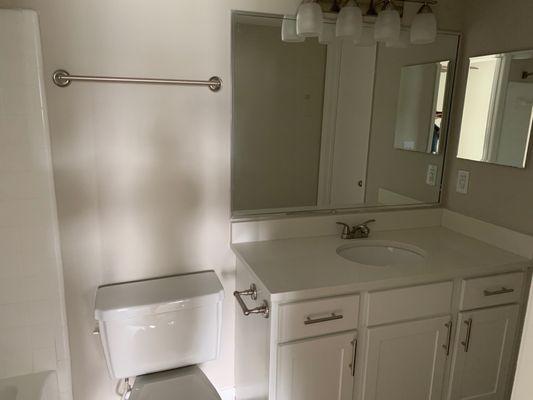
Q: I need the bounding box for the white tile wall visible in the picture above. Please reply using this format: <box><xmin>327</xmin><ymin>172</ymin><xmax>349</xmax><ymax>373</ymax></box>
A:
<box><xmin>0</xmin><ymin>9</ymin><xmax>72</xmax><ymax>400</ymax></box>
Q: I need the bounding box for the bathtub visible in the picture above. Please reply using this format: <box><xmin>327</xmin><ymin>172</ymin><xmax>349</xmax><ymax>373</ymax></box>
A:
<box><xmin>0</xmin><ymin>372</ymin><xmax>58</xmax><ymax>400</ymax></box>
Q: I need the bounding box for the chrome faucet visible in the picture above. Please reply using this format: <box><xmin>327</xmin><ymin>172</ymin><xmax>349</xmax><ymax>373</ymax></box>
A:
<box><xmin>336</xmin><ymin>219</ymin><xmax>376</xmax><ymax>239</ymax></box>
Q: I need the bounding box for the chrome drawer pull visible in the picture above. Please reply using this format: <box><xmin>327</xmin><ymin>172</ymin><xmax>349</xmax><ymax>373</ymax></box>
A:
<box><xmin>234</xmin><ymin>284</ymin><xmax>270</xmax><ymax>318</ymax></box>
<box><xmin>483</xmin><ymin>287</ymin><xmax>515</xmax><ymax>297</ymax></box>
<box><xmin>304</xmin><ymin>313</ymin><xmax>343</xmax><ymax>325</ymax></box>
<box><xmin>443</xmin><ymin>320</ymin><xmax>453</xmax><ymax>356</ymax></box>
<box><xmin>461</xmin><ymin>318</ymin><xmax>473</xmax><ymax>352</ymax></box>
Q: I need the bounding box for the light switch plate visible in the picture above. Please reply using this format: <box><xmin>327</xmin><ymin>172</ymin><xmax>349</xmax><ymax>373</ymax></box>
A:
<box><xmin>426</xmin><ymin>164</ymin><xmax>438</xmax><ymax>186</ymax></box>
<box><xmin>456</xmin><ymin>170</ymin><xmax>470</xmax><ymax>194</ymax></box>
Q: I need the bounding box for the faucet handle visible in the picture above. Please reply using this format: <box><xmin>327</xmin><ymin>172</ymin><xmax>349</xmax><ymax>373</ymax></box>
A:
<box><xmin>336</xmin><ymin>222</ymin><xmax>352</xmax><ymax>239</ymax></box>
<box><xmin>358</xmin><ymin>219</ymin><xmax>376</xmax><ymax>227</ymax></box>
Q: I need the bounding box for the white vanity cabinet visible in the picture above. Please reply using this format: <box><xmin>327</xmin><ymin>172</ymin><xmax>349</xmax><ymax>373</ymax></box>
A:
<box><xmin>447</xmin><ymin>305</ymin><xmax>519</xmax><ymax>400</ymax></box>
<box><xmin>362</xmin><ymin>316</ymin><xmax>452</xmax><ymax>400</ymax></box>
<box><xmin>234</xmin><ymin>258</ymin><xmax>529</xmax><ymax>400</ymax></box>
<box><xmin>276</xmin><ymin>331</ymin><xmax>357</xmax><ymax>400</ymax></box>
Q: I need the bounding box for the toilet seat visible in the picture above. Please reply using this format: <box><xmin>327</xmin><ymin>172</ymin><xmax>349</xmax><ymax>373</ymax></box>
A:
<box><xmin>129</xmin><ymin>366</ymin><xmax>221</xmax><ymax>400</ymax></box>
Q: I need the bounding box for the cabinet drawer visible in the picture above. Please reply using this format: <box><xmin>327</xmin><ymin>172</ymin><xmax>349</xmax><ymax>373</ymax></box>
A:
<box><xmin>278</xmin><ymin>295</ymin><xmax>359</xmax><ymax>342</ymax></box>
<box><xmin>367</xmin><ymin>281</ymin><xmax>453</xmax><ymax>326</ymax></box>
<box><xmin>460</xmin><ymin>272</ymin><xmax>524</xmax><ymax>310</ymax></box>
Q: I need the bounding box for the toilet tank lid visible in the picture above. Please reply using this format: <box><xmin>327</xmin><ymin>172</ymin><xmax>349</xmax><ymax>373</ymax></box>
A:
<box><xmin>94</xmin><ymin>271</ymin><xmax>224</xmax><ymax>322</ymax></box>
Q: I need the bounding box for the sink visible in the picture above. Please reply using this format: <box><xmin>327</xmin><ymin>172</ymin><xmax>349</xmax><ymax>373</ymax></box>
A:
<box><xmin>337</xmin><ymin>240</ymin><xmax>426</xmax><ymax>267</ymax></box>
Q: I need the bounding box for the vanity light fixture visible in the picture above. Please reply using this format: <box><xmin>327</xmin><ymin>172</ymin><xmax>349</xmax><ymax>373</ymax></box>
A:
<box><xmin>336</xmin><ymin>0</ymin><xmax>363</xmax><ymax>40</ymax></box>
<box><xmin>282</xmin><ymin>0</ymin><xmax>438</xmax><ymax>46</ymax></box>
<box><xmin>281</xmin><ymin>17</ymin><xmax>305</xmax><ymax>42</ymax></box>
<box><xmin>319</xmin><ymin>22</ymin><xmax>336</xmax><ymax>44</ymax></box>
<box><xmin>296</xmin><ymin>0</ymin><xmax>323</xmax><ymax>37</ymax></box>
<box><xmin>374</xmin><ymin>0</ymin><xmax>401</xmax><ymax>43</ymax></box>
<box><xmin>410</xmin><ymin>2</ymin><xmax>437</xmax><ymax>44</ymax></box>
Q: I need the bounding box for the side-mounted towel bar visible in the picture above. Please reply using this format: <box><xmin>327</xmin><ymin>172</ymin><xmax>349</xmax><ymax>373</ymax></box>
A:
<box><xmin>52</xmin><ymin>69</ymin><xmax>222</xmax><ymax>92</ymax></box>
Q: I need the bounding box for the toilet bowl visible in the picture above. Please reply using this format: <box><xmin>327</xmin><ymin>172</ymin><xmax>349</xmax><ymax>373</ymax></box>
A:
<box><xmin>94</xmin><ymin>271</ymin><xmax>224</xmax><ymax>399</ymax></box>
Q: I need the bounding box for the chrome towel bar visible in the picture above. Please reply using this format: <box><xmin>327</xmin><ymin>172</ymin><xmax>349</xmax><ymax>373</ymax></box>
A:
<box><xmin>234</xmin><ymin>284</ymin><xmax>270</xmax><ymax>318</ymax></box>
<box><xmin>52</xmin><ymin>69</ymin><xmax>222</xmax><ymax>92</ymax></box>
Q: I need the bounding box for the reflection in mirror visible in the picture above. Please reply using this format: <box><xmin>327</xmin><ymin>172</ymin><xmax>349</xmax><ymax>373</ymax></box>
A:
<box><xmin>394</xmin><ymin>61</ymin><xmax>450</xmax><ymax>154</ymax></box>
<box><xmin>231</xmin><ymin>11</ymin><xmax>459</xmax><ymax>217</ymax></box>
<box><xmin>458</xmin><ymin>50</ymin><xmax>533</xmax><ymax>168</ymax></box>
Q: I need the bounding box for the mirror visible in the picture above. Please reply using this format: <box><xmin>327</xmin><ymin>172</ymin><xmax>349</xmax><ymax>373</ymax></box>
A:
<box><xmin>231</xmin><ymin>12</ymin><xmax>459</xmax><ymax>217</ymax></box>
<box><xmin>394</xmin><ymin>61</ymin><xmax>449</xmax><ymax>154</ymax></box>
<box><xmin>458</xmin><ymin>50</ymin><xmax>533</xmax><ymax>168</ymax></box>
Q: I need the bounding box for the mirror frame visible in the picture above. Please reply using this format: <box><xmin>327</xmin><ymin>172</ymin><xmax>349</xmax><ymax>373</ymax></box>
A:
<box><xmin>230</xmin><ymin>10</ymin><xmax>461</xmax><ymax>221</ymax></box>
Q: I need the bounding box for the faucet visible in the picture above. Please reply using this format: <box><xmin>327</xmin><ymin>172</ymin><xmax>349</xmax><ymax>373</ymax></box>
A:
<box><xmin>336</xmin><ymin>219</ymin><xmax>376</xmax><ymax>239</ymax></box>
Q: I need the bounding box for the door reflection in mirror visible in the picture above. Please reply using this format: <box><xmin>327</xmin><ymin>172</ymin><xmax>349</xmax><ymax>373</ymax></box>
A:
<box><xmin>393</xmin><ymin>61</ymin><xmax>450</xmax><ymax>154</ymax></box>
<box><xmin>457</xmin><ymin>50</ymin><xmax>533</xmax><ymax>168</ymax></box>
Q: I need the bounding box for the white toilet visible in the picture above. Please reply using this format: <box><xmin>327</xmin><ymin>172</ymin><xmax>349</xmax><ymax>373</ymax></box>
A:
<box><xmin>94</xmin><ymin>270</ymin><xmax>224</xmax><ymax>400</ymax></box>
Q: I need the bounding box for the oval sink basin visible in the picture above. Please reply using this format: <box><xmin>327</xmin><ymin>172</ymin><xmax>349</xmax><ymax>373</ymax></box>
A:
<box><xmin>337</xmin><ymin>240</ymin><xmax>426</xmax><ymax>267</ymax></box>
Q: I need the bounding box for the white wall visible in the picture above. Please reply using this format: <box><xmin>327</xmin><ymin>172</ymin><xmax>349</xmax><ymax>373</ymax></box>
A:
<box><xmin>0</xmin><ymin>9</ymin><xmax>71</xmax><ymax>400</ymax></box>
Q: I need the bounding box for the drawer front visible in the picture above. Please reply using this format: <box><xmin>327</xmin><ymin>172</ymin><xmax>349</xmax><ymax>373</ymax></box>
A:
<box><xmin>460</xmin><ymin>272</ymin><xmax>524</xmax><ymax>310</ymax></box>
<box><xmin>278</xmin><ymin>295</ymin><xmax>359</xmax><ymax>342</ymax></box>
<box><xmin>367</xmin><ymin>281</ymin><xmax>453</xmax><ymax>326</ymax></box>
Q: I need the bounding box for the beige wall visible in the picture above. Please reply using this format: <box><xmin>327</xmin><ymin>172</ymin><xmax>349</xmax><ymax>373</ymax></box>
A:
<box><xmin>443</xmin><ymin>0</ymin><xmax>533</xmax><ymax>235</ymax></box>
<box><xmin>0</xmin><ymin>1</ymin><xmax>302</xmax><ymax>400</ymax></box>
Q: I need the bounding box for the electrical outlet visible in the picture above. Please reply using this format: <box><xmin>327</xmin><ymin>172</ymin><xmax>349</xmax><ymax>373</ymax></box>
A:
<box><xmin>456</xmin><ymin>170</ymin><xmax>470</xmax><ymax>194</ymax></box>
<box><xmin>426</xmin><ymin>164</ymin><xmax>438</xmax><ymax>186</ymax></box>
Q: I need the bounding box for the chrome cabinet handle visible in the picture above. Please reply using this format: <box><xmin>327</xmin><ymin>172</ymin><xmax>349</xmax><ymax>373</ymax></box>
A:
<box><xmin>443</xmin><ymin>320</ymin><xmax>453</xmax><ymax>356</ymax></box>
<box><xmin>349</xmin><ymin>338</ymin><xmax>358</xmax><ymax>377</ymax></box>
<box><xmin>483</xmin><ymin>287</ymin><xmax>515</xmax><ymax>296</ymax></box>
<box><xmin>461</xmin><ymin>318</ymin><xmax>473</xmax><ymax>352</ymax></box>
<box><xmin>234</xmin><ymin>284</ymin><xmax>269</xmax><ymax>318</ymax></box>
<box><xmin>304</xmin><ymin>312</ymin><xmax>343</xmax><ymax>325</ymax></box>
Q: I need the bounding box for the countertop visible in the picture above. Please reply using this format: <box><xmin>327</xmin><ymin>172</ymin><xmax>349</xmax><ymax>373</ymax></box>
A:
<box><xmin>232</xmin><ymin>226</ymin><xmax>532</xmax><ymax>301</ymax></box>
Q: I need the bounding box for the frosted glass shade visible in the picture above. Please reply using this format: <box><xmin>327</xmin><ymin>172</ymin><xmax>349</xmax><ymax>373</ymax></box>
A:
<box><xmin>282</xmin><ymin>17</ymin><xmax>305</xmax><ymax>42</ymax></box>
<box><xmin>374</xmin><ymin>8</ymin><xmax>401</xmax><ymax>42</ymax></box>
<box><xmin>296</xmin><ymin>1</ymin><xmax>323</xmax><ymax>37</ymax></box>
<box><xmin>319</xmin><ymin>22</ymin><xmax>336</xmax><ymax>44</ymax></box>
<box><xmin>336</xmin><ymin>1</ymin><xmax>363</xmax><ymax>40</ymax></box>
<box><xmin>410</xmin><ymin>11</ymin><xmax>437</xmax><ymax>44</ymax></box>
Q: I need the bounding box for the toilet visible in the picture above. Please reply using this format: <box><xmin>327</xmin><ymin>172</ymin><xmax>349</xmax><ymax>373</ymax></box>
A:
<box><xmin>94</xmin><ymin>270</ymin><xmax>224</xmax><ymax>400</ymax></box>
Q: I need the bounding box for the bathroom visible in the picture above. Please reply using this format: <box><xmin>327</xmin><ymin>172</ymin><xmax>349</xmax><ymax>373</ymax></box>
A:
<box><xmin>1</xmin><ymin>0</ymin><xmax>533</xmax><ymax>399</ymax></box>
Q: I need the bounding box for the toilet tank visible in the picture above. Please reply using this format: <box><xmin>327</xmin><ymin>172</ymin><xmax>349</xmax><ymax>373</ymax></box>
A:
<box><xmin>94</xmin><ymin>271</ymin><xmax>224</xmax><ymax>379</ymax></box>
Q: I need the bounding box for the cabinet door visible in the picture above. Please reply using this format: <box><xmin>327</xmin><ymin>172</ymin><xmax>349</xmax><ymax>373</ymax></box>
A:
<box><xmin>276</xmin><ymin>331</ymin><xmax>357</xmax><ymax>400</ymax></box>
<box><xmin>448</xmin><ymin>304</ymin><xmax>519</xmax><ymax>400</ymax></box>
<box><xmin>362</xmin><ymin>316</ymin><xmax>452</xmax><ymax>400</ymax></box>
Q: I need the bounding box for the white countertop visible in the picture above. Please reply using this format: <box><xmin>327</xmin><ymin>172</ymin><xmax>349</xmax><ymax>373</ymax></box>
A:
<box><xmin>232</xmin><ymin>226</ymin><xmax>532</xmax><ymax>302</ymax></box>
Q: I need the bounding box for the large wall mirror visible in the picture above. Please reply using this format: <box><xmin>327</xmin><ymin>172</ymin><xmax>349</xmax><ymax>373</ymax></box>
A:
<box><xmin>231</xmin><ymin>12</ymin><xmax>459</xmax><ymax>217</ymax></box>
<box><xmin>458</xmin><ymin>50</ymin><xmax>533</xmax><ymax>168</ymax></box>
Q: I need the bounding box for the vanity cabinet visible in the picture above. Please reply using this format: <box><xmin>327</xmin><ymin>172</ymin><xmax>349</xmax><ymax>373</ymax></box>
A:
<box><xmin>234</xmin><ymin>259</ymin><xmax>529</xmax><ymax>400</ymax></box>
<box><xmin>362</xmin><ymin>316</ymin><xmax>452</xmax><ymax>400</ymax></box>
<box><xmin>276</xmin><ymin>331</ymin><xmax>357</xmax><ymax>400</ymax></box>
<box><xmin>447</xmin><ymin>305</ymin><xmax>520</xmax><ymax>400</ymax></box>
